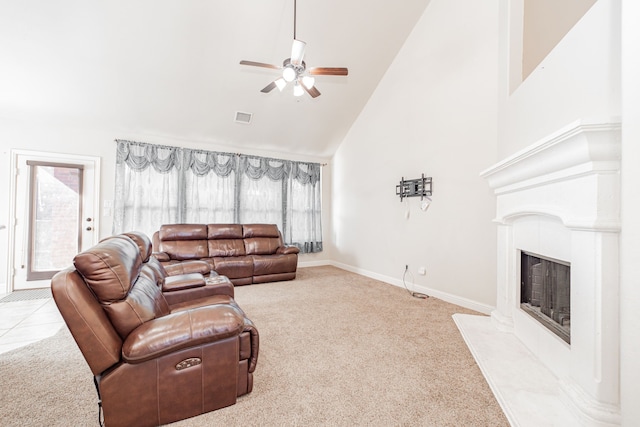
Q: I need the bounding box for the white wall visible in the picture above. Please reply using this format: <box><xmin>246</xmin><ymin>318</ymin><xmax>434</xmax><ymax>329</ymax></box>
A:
<box><xmin>331</xmin><ymin>0</ymin><xmax>500</xmax><ymax>308</ymax></box>
<box><xmin>620</xmin><ymin>0</ymin><xmax>640</xmax><ymax>423</ymax></box>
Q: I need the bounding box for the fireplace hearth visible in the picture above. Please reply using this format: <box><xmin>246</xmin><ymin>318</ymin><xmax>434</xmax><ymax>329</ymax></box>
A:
<box><xmin>520</xmin><ymin>251</ymin><xmax>570</xmax><ymax>344</ymax></box>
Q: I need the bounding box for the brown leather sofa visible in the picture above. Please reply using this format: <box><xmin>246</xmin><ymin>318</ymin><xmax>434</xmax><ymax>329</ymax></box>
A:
<box><xmin>51</xmin><ymin>232</ymin><xmax>259</xmax><ymax>427</ymax></box>
<box><xmin>152</xmin><ymin>223</ymin><xmax>300</xmax><ymax>286</ymax></box>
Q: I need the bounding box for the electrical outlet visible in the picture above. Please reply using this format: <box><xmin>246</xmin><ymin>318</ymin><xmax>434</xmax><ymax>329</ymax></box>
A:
<box><xmin>418</xmin><ymin>266</ymin><xmax>426</xmax><ymax>275</ymax></box>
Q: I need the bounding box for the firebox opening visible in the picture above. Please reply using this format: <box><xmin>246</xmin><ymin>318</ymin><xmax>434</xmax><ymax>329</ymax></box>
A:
<box><xmin>520</xmin><ymin>251</ymin><xmax>571</xmax><ymax>344</ymax></box>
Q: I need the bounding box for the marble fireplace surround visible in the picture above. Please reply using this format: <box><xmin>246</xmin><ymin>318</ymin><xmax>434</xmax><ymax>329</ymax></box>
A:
<box><xmin>457</xmin><ymin>119</ymin><xmax>621</xmax><ymax>426</ymax></box>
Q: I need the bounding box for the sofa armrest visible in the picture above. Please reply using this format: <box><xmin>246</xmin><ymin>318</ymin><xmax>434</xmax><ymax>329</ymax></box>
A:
<box><xmin>276</xmin><ymin>245</ymin><xmax>300</xmax><ymax>255</ymax></box>
<box><xmin>122</xmin><ymin>305</ymin><xmax>245</xmax><ymax>364</ymax></box>
<box><xmin>153</xmin><ymin>251</ymin><xmax>171</xmax><ymax>262</ymax></box>
<box><xmin>163</xmin><ymin>260</ymin><xmax>210</xmax><ymax>276</ymax></box>
<box><xmin>162</xmin><ymin>273</ymin><xmax>205</xmax><ymax>292</ymax></box>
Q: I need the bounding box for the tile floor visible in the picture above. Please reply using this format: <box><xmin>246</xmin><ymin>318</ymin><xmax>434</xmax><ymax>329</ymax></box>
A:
<box><xmin>0</xmin><ymin>297</ymin><xmax>64</xmax><ymax>355</ymax></box>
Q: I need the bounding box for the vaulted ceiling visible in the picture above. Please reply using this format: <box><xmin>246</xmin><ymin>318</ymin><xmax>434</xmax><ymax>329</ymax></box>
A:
<box><xmin>1</xmin><ymin>0</ymin><xmax>432</xmax><ymax>159</ymax></box>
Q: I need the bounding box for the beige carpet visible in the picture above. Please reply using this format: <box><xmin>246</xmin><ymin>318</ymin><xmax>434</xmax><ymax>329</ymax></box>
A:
<box><xmin>0</xmin><ymin>266</ymin><xmax>508</xmax><ymax>426</ymax></box>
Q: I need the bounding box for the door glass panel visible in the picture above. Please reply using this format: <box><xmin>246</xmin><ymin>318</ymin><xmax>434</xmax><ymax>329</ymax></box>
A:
<box><xmin>27</xmin><ymin>164</ymin><xmax>82</xmax><ymax>280</ymax></box>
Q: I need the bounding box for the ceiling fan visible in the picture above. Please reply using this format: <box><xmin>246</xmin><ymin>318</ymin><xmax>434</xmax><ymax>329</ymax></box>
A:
<box><xmin>239</xmin><ymin>0</ymin><xmax>348</xmax><ymax>98</ymax></box>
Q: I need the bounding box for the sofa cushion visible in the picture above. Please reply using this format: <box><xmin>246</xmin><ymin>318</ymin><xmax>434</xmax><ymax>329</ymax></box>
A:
<box><xmin>159</xmin><ymin>224</ymin><xmax>208</xmax><ymax>241</ymax></box>
<box><xmin>244</xmin><ymin>237</ymin><xmax>281</xmax><ymax>255</ymax></box>
<box><xmin>207</xmin><ymin>224</ymin><xmax>246</xmax><ymax>257</ymax></box>
<box><xmin>157</xmin><ymin>224</ymin><xmax>210</xmax><ymax>261</ymax></box>
<box><xmin>208</xmin><ymin>239</ymin><xmax>246</xmax><ymax>257</ymax></box>
<box><xmin>252</xmin><ymin>254</ymin><xmax>298</xmax><ymax>275</ymax></box>
<box><xmin>160</xmin><ymin>240</ymin><xmax>209</xmax><ymax>261</ymax></box>
<box><xmin>212</xmin><ymin>256</ymin><xmax>254</xmax><ymax>280</ymax></box>
<box><xmin>242</xmin><ymin>224</ymin><xmax>280</xmax><ymax>238</ymax></box>
<box><xmin>208</xmin><ymin>224</ymin><xmax>243</xmax><ymax>239</ymax></box>
<box><xmin>74</xmin><ymin>237</ymin><xmax>142</xmax><ymax>303</ymax></box>
<box><xmin>242</xmin><ymin>224</ymin><xmax>283</xmax><ymax>255</ymax></box>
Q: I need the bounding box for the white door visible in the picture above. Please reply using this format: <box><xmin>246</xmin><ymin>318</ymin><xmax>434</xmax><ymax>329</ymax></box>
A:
<box><xmin>10</xmin><ymin>151</ymin><xmax>99</xmax><ymax>290</ymax></box>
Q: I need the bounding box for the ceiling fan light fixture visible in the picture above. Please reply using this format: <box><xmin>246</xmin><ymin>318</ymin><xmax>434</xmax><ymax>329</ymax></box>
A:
<box><xmin>275</xmin><ymin>78</ymin><xmax>287</xmax><ymax>91</ymax></box>
<box><xmin>293</xmin><ymin>82</ymin><xmax>304</xmax><ymax>97</ymax></box>
<box><xmin>302</xmin><ymin>75</ymin><xmax>315</xmax><ymax>89</ymax></box>
<box><xmin>282</xmin><ymin>66</ymin><xmax>296</xmax><ymax>82</ymax></box>
<box><xmin>290</xmin><ymin>39</ymin><xmax>306</xmax><ymax>65</ymax></box>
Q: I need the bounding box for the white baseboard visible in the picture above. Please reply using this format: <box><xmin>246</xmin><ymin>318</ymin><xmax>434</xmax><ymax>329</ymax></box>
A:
<box><xmin>325</xmin><ymin>261</ymin><xmax>495</xmax><ymax>315</ymax></box>
<box><xmin>297</xmin><ymin>260</ymin><xmax>332</xmax><ymax>268</ymax></box>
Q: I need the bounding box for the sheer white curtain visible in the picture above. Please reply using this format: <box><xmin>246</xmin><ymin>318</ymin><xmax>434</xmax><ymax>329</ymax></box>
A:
<box><xmin>286</xmin><ymin>163</ymin><xmax>322</xmax><ymax>252</ymax></box>
<box><xmin>238</xmin><ymin>177</ymin><xmax>283</xmax><ymax>226</ymax></box>
<box><xmin>238</xmin><ymin>157</ymin><xmax>286</xmax><ymax>228</ymax></box>
<box><xmin>286</xmin><ymin>163</ymin><xmax>322</xmax><ymax>253</ymax></box>
<box><xmin>113</xmin><ymin>142</ymin><xmax>181</xmax><ymax>238</ymax></box>
<box><xmin>113</xmin><ymin>140</ymin><xmax>323</xmax><ymax>253</ymax></box>
<box><xmin>184</xmin><ymin>151</ymin><xmax>236</xmax><ymax>224</ymax></box>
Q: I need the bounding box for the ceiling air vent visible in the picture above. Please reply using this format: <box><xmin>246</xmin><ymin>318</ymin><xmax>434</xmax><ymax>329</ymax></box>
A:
<box><xmin>234</xmin><ymin>111</ymin><xmax>252</xmax><ymax>124</ymax></box>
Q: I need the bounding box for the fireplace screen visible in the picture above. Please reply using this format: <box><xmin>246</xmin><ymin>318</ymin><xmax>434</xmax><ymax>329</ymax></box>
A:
<box><xmin>520</xmin><ymin>251</ymin><xmax>570</xmax><ymax>344</ymax></box>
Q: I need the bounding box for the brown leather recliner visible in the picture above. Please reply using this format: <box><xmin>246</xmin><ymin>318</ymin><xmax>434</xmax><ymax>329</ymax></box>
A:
<box><xmin>52</xmin><ymin>232</ymin><xmax>259</xmax><ymax>427</ymax></box>
<box><xmin>120</xmin><ymin>231</ymin><xmax>235</xmax><ymax>305</ymax></box>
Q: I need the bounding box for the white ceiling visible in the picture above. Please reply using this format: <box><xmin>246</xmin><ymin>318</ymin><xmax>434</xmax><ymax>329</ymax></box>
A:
<box><xmin>1</xmin><ymin>0</ymin><xmax>431</xmax><ymax>159</ymax></box>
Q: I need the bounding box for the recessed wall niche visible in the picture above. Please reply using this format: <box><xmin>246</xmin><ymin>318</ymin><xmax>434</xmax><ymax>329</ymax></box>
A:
<box><xmin>509</xmin><ymin>0</ymin><xmax>597</xmax><ymax>91</ymax></box>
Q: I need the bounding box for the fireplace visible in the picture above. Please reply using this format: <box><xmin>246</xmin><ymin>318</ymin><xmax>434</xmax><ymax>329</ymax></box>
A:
<box><xmin>520</xmin><ymin>251</ymin><xmax>570</xmax><ymax>344</ymax></box>
<box><xmin>476</xmin><ymin>119</ymin><xmax>622</xmax><ymax>425</ymax></box>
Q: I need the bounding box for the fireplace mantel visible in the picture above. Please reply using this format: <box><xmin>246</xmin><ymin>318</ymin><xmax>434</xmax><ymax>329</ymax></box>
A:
<box><xmin>481</xmin><ymin>119</ymin><xmax>621</xmax><ymax>231</ymax></box>
<box><xmin>469</xmin><ymin>119</ymin><xmax>622</xmax><ymax>426</ymax></box>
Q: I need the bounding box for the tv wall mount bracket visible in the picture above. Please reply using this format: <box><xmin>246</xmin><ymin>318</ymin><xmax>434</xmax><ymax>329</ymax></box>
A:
<box><xmin>396</xmin><ymin>174</ymin><xmax>432</xmax><ymax>201</ymax></box>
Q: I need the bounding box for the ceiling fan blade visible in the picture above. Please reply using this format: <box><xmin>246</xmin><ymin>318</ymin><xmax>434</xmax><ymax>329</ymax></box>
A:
<box><xmin>240</xmin><ymin>60</ymin><xmax>281</xmax><ymax>70</ymax></box>
<box><xmin>308</xmin><ymin>67</ymin><xmax>349</xmax><ymax>76</ymax></box>
<box><xmin>290</xmin><ymin>39</ymin><xmax>306</xmax><ymax>65</ymax></box>
<box><xmin>261</xmin><ymin>81</ymin><xmax>278</xmax><ymax>93</ymax></box>
<box><xmin>301</xmin><ymin>83</ymin><xmax>321</xmax><ymax>98</ymax></box>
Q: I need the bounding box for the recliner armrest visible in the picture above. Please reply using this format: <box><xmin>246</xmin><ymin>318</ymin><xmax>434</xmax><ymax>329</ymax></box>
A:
<box><xmin>122</xmin><ymin>305</ymin><xmax>245</xmax><ymax>364</ymax></box>
<box><xmin>242</xmin><ymin>318</ymin><xmax>260</xmax><ymax>373</ymax></box>
<box><xmin>162</xmin><ymin>273</ymin><xmax>205</xmax><ymax>292</ymax></box>
<box><xmin>276</xmin><ymin>246</ymin><xmax>300</xmax><ymax>255</ymax></box>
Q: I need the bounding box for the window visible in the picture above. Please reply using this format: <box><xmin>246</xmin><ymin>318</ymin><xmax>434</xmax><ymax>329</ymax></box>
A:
<box><xmin>113</xmin><ymin>140</ymin><xmax>323</xmax><ymax>253</ymax></box>
<box><xmin>27</xmin><ymin>162</ymin><xmax>83</xmax><ymax>280</ymax></box>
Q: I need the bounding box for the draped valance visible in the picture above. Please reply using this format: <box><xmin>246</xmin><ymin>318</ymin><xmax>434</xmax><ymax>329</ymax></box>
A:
<box><xmin>116</xmin><ymin>140</ymin><xmax>320</xmax><ymax>183</ymax></box>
